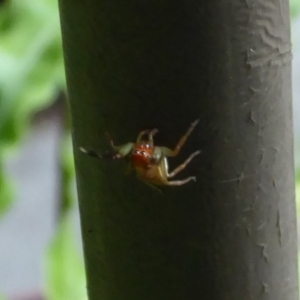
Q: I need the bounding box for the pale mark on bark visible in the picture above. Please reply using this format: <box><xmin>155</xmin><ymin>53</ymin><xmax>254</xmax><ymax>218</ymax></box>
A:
<box><xmin>244</xmin><ymin>0</ymin><xmax>253</xmax><ymax>9</ymax></box>
<box><xmin>276</xmin><ymin>208</ymin><xmax>282</xmax><ymax>247</ymax></box>
<box><xmin>214</xmin><ymin>173</ymin><xmax>255</xmax><ymax>185</ymax></box>
<box><xmin>248</xmin><ymin>111</ymin><xmax>257</xmax><ymax>125</ymax></box>
<box><xmin>262</xmin><ymin>282</ymin><xmax>270</xmax><ymax>293</ymax></box>
<box><xmin>244</xmin><ymin>195</ymin><xmax>258</xmax><ymax>213</ymax></box>
<box><xmin>258</xmin><ymin>149</ymin><xmax>265</xmax><ymax>165</ymax></box>
<box><xmin>257</xmin><ymin>243</ymin><xmax>269</xmax><ymax>262</ymax></box>
<box><xmin>257</xmin><ymin>221</ymin><xmax>266</xmax><ymax>231</ymax></box>
<box><xmin>248</xmin><ymin>86</ymin><xmax>260</xmax><ymax>95</ymax></box>
<box><xmin>245</xmin><ymin>224</ymin><xmax>251</xmax><ymax>236</ymax></box>
<box><xmin>246</xmin><ymin>47</ymin><xmax>292</xmax><ymax>68</ymax></box>
<box><xmin>272</xmin><ymin>178</ymin><xmax>278</xmax><ymax>192</ymax></box>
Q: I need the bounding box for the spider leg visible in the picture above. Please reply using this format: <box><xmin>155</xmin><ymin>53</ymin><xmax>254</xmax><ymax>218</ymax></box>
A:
<box><xmin>161</xmin><ymin>119</ymin><xmax>199</xmax><ymax>157</ymax></box>
<box><xmin>80</xmin><ymin>147</ymin><xmax>122</xmax><ymax>159</ymax></box>
<box><xmin>147</xmin><ymin>128</ymin><xmax>159</xmax><ymax>147</ymax></box>
<box><xmin>165</xmin><ymin>177</ymin><xmax>196</xmax><ymax>186</ymax></box>
<box><xmin>167</xmin><ymin>150</ymin><xmax>201</xmax><ymax>178</ymax></box>
<box><xmin>105</xmin><ymin>132</ymin><xmax>119</xmax><ymax>152</ymax></box>
<box><xmin>136</xmin><ymin>129</ymin><xmax>150</xmax><ymax>143</ymax></box>
<box><xmin>104</xmin><ymin>132</ymin><xmax>134</xmax><ymax>157</ymax></box>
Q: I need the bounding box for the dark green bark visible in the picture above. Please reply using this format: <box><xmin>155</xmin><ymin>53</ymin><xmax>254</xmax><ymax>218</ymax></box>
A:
<box><xmin>58</xmin><ymin>0</ymin><xmax>298</xmax><ymax>299</ymax></box>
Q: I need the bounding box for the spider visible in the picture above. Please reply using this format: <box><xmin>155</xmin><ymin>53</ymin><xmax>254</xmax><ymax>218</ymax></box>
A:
<box><xmin>80</xmin><ymin>119</ymin><xmax>200</xmax><ymax>186</ymax></box>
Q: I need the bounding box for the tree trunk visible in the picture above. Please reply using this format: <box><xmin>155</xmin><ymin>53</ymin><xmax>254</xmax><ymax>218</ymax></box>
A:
<box><xmin>58</xmin><ymin>0</ymin><xmax>298</xmax><ymax>299</ymax></box>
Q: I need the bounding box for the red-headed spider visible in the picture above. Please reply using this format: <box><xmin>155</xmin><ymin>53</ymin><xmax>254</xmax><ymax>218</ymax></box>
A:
<box><xmin>80</xmin><ymin>119</ymin><xmax>200</xmax><ymax>186</ymax></box>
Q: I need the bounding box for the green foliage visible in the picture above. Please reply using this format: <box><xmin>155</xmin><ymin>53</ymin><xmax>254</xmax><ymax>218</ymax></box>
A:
<box><xmin>0</xmin><ymin>169</ymin><xmax>13</xmax><ymax>219</ymax></box>
<box><xmin>0</xmin><ymin>0</ymin><xmax>64</xmax><ymax>149</ymax></box>
<box><xmin>291</xmin><ymin>0</ymin><xmax>300</xmax><ymax>18</ymax></box>
<box><xmin>43</xmin><ymin>116</ymin><xmax>87</xmax><ymax>300</ymax></box>
<box><xmin>44</xmin><ymin>215</ymin><xmax>87</xmax><ymax>300</ymax></box>
<box><xmin>0</xmin><ymin>1</ymin><xmax>86</xmax><ymax>299</ymax></box>
<box><xmin>0</xmin><ymin>0</ymin><xmax>65</xmax><ymax>215</ymax></box>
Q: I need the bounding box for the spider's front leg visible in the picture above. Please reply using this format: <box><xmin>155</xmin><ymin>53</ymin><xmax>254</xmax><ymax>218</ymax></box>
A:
<box><xmin>135</xmin><ymin>128</ymin><xmax>158</xmax><ymax>146</ymax></box>
<box><xmin>80</xmin><ymin>147</ymin><xmax>106</xmax><ymax>159</ymax></box>
<box><xmin>161</xmin><ymin>119</ymin><xmax>199</xmax><ymax>157</ymax></box>
<box><xmin>80</xmin><ymin>147</ymin><xmax>122</xmax><ymax>160</ymax></box>
<box><xmin>80</xmin><ymin>141</ymin><xmax>134</xmax><ymax>160</ymax></box>
<box><xmin>147</xmin><ymin>129</ymin><xmax>159</xmax><ymax>147</ymax></box>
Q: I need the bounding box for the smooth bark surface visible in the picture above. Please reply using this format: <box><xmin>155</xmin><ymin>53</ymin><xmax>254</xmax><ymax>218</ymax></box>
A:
<box><xmin>59</xmin><ymin>0</ymin><xmax>298</xmax><ymax>299</ymax></box>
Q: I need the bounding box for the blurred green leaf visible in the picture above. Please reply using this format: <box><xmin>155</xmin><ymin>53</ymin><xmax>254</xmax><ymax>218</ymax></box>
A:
<box><xmin>0</xmin><ymin>0</ymin><xmax>65</xmax><ymax>215</ymax></box>
<box><xmin>0</xmin><ymin>165</ymin><xmax>14</xmax><ymax>217</ymax></box>
<box><xmin>291</xmin><ymin>0</ymin><xmax>300</xmax><ymax>18</ymax></box>
<box><xmin>0</xmin><ymin>293</ymin><xmax>7</xmax><ymax>300</ymax></box>
<box><xmin>0</xmin><ymin>2</ymin><xmax>82</xmax><ymax>299</ymax></box>
<box><xmin>0</xmin><ymin>0</ymin><xmax>65</xmax><ymax>149</ymax></box>
<box><xmin>44</xmin><ymin>215</ymin><xmax>87</xmax><ymax>300</ymax></box>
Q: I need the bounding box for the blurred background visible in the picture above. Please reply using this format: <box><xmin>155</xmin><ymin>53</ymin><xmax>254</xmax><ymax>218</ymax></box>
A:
<box><xmin>0</xmin><ymin>1</ymin><xmax>300</xmax><ymax>300</ymax></box>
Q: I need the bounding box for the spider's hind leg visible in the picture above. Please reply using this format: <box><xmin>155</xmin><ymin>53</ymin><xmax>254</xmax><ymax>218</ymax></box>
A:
<box><xmin>165</xmin><ymin>177</ymin><xmax>196</xmax><ymax>186</ymax></box>
<box><xmin>167</xmin><ymin>150</ymin><xmax>200</xmax><ymax>178</ymax></box>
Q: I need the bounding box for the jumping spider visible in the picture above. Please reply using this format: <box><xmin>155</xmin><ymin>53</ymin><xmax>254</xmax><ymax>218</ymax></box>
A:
<box><xmin>80</xmin><ymin>119</ymin><xmax>200</xmax><ymax>186</ymax></box>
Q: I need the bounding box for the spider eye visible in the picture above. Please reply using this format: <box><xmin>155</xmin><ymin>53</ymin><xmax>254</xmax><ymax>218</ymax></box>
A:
<box><xmin>141</xmin><ymin>151</ymin><xmax>151</xmax><ymax>158</ymax></box>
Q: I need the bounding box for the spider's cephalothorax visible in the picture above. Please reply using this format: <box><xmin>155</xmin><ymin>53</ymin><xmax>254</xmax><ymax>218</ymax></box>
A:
<box><xmin>80</xmin><ymin>120</ymin><xmax>200</xmax><ymax>186</ymax></box>
<box><xmin>131</xmin><ymin>143</ymin><xmax>154</xmax><ymax>168</ymax></box>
